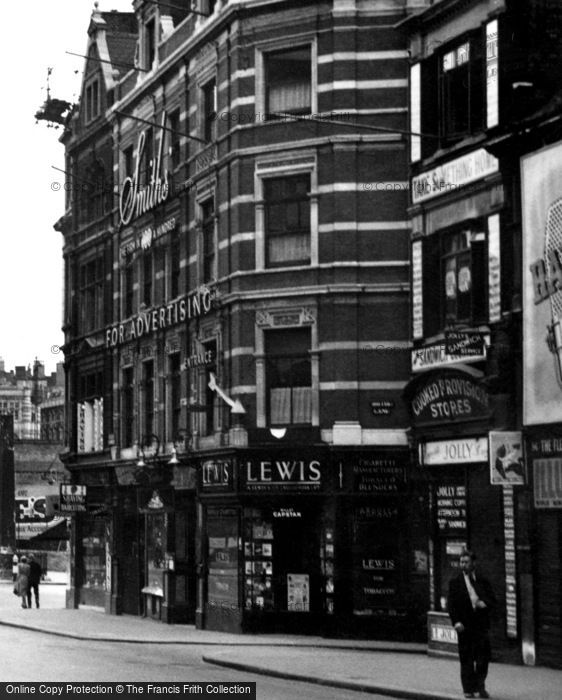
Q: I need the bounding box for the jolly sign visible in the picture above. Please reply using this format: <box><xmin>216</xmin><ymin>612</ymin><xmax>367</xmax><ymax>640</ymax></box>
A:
<box><xmin>119</xmin><ymin>112</ymin><xmax>170</xmax><ymax>226</ymax></box>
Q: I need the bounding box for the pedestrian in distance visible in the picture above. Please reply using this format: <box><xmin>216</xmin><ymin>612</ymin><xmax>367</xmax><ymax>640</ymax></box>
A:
<box><xmin>27</xmin><ymin>554</ymin><xmax>42</xmax><ymax>609</ymax></box>
<box><xmin>16</xmin><ymin>555</ymin><xmax>31</xmax><ymax>609</ymax></box>
<box><xmin>448</xmin><ymin>549</ymin><xmax>496</xmax><ymax>699</ymax></box>
<box><xmin>12</xmin><ymin>552</ymin><xmax>18</xmax><ymax>582</ymax></box>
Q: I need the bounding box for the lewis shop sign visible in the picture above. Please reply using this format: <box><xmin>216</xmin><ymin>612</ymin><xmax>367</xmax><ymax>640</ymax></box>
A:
<box><xmin>242</xmin><ymin>458</ymin><xmax>323</xmax><ymax>492</ymax></box>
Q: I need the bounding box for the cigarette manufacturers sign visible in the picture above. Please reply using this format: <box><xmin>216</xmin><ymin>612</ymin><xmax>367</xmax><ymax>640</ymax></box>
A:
<box><xmin>60</xmin><ymin>484</ymin><xmax>87</xmax><ymax>513</ymax></box>
<box><xmin>522</xmin><ymin>140</ymin><xmax>562</xmax><ymax>425</ymax></box>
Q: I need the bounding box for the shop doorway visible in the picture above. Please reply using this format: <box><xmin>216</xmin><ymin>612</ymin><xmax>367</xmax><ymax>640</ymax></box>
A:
<box><xmin>120</xmin><ymin>510</ymin><xmax>143</xmax><ymax>616</ymax></box>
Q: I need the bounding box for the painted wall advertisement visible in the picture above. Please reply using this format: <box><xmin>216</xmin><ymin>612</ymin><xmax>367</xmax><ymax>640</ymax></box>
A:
<box><xmin>521</xmin><ymin>141</ymin><xmax>562</xmax><ymax>425</ymax></box>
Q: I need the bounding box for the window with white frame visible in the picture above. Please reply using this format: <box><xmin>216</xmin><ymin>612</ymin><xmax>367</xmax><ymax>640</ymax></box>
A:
<box><xmin>265</xmin><ymin>327</ymin><xmax>311</xmax><ymax>425</ymax></box>
<box><xmin>264</xmin><ymin>174</ymin><xmax>311</xmax><ymax>267</ymax></box>
<box><xmin>77</xmin><ymin>370</ymin><xmax>104</xmax><ymax>453</ymax></box>
<box><xmin>265</xmin><ymin>46</ymin><xmax>312</xmax><ymax>117</ymax></box>
<box><xmin>439</xmin><ymin>36</ymin><xmax>484</xmax><ymax>142</ymax></box>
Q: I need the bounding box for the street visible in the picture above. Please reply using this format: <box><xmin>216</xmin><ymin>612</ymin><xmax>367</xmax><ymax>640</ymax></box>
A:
<box><xmin>0</xmin><ymin>583</ymin><xmax>387</xmax><ymax>699</ymax></box>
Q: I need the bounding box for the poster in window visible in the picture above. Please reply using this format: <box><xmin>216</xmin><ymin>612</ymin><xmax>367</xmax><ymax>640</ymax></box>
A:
<box><xmin>287</xmin><ymin>574</ymin><xmax>309</xmax><ymax>612</ymax></box>
<box><xmin>489</xmin><ymin>432</ymin><xmax>525</xmax><ymax>485</ymax></box>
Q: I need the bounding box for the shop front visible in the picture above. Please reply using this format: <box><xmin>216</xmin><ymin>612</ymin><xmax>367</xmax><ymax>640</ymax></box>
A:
<box><xmin>197</xmin><ymin>447</ymin><xmax>427</xmax><ymax>639</ymax></box>
<box><xmin>405</xmin><ymin>369</ymin><xmax>522</xmax><ymax>662</ymax></box>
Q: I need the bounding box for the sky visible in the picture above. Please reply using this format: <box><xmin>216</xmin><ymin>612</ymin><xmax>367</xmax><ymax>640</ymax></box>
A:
<box><xmin>0</xmin><ymin>0</ymin><xmax>135</xmax><ymax>374</ymax></box>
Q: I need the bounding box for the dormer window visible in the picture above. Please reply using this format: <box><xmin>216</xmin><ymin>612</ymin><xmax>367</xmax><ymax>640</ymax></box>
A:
<box><xmin>85</xmin><ymin>79</ymin><xmax>100</xmax><ymax>123</ymax></box>
<box><xmin>143</xmin><ymin>16</ymin><xmax>157</xmax><ymax>71</ymax></box>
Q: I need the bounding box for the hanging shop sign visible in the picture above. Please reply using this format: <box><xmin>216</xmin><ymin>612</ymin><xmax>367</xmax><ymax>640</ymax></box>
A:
<box><xmin>105</xmin><ymin>286</ymin><xmax>217</xmax><ymax>348</ymax></box>
<box><xmin>412</xmin><ymin>338</ymin><xmax>488</xmax><ymax>372</ymax></box>
<box><xmin>59</xmin><ymin>484</ymin><xmax>87</xmax><ymax>513</ymax></box>
<box><xmin>200</xmin><ymin>459</ymin><xmax>234</xmax><ymax>490</ymax></box>
<box><xmin>444</xmin><ymin>331</ymin><xmax>487</xmax><ymax>357</ymax></box>
<box><xmin>411</xmin><ymin>148</ymin><xmax>498</xmax><ymax>204</ymax></box>
<box><xmin>407</xmin><ymin>370</ymin><xmax>490</xmax><ymax>426</ymax></box>
<box><xmin>422</xmin><ymin>437</ymin><xmax>488</xmax><ymax>465</ymax></box>
<box><xmin>242</xmin><ymin>458</ymin><xmax>323</xmax><ymax>492</ymax></box>
<box><xmin>489</xmin><ymin>431</ymin><xmax>525</xmax><ymax>485</ymax></box>
<box><xmin>522</xmin><ymin>140</ymin><xmax>562</xmax><ymax>425</ymax></box>
<box><xmin>119</xmin><ymin>112</ymin><xmax>170</xmax><ymax>226</ymax></box>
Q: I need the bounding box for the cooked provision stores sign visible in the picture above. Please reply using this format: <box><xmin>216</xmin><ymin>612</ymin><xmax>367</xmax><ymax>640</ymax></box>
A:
<box><xmin>409</xmin><ymin>371</ymin><xmax>489</xmax><ymax>425</ymax></box>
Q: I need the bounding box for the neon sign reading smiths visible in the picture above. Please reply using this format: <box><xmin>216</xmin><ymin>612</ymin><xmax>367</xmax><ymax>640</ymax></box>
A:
<box><xmin>119</xmin><ymin>112</ymin><xmax>170</xmax><ymax>226</ymax></box>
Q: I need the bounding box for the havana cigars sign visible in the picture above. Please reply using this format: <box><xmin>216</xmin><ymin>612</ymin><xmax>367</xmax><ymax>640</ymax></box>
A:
<box><xmin>119</xmin><ymin>112</ymin><xmax>169</xmax><ymax>226</ymax></box>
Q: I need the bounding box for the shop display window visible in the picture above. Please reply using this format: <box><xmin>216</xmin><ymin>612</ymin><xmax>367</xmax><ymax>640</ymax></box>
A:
<box><xmin>81</xmin><ymin>519</ymin><xmax>106</xmax><ymax>590</ymax></box>
<box><xmin>145</xmin><ymin>511</ymin><xmax>167</xmax><ymax>595</ymax></box>
<box><xmin>320</xmin><ymin>527</ymin><xmax>334</xmax><ymax>614</ymax></box>
<box><xmin>207</xmin><ymin>509</ymin><xmax>239</xmax><ymax>608</ymax></box>
<box><xmin>243</xmin><ymin>509</ymin><xmax>274</xmax><ymax>611</ymax></box>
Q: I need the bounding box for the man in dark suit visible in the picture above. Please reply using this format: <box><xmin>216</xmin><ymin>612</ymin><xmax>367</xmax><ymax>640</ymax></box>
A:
<box><xmin>27</xmin><ymin>554</ymin><xmax>42</xmax><ymax>609</ymax></box>
<box><xmin>448</xmin><ymin>549</ymin><xmax>496</xmax><ymax>699</ymax></box>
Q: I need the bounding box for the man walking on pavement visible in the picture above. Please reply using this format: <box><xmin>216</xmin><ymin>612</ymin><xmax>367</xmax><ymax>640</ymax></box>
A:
<box><xmin>448</xmin><ymin>549</ymin><xmax>496</xmax><ymax>699</ymax></box>
<box><xmin>27</xmin><ymin>554</ymin><xmax>42</xmax><ymax>609</ymax></box>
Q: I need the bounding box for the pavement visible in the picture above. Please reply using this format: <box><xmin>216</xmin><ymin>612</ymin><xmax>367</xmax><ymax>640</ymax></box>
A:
<box><xmin>0</xmin><ymin>581</ymin><xmax>560</xmax><ymax>699</ymax></box>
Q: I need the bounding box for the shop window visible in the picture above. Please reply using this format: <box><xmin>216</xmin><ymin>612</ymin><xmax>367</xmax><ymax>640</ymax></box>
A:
<box><xmin>143</xmin><ymin>361</ymin><xmax>155</xmax><ymax>438</ymax></box>
<box><xmin>265</xmin><ymin>327</ymin><xmax>311</xmax><ymax>425</ymax></box>
<box><xmin>264</xmin><ymin>175</ymin><xmax>310</xmax><ymax>268</ymax></box>
<box><xmin>143</xmin><ymin>250</ymin><xmax>153</xmax><ymax>307</ymax></box>
<box><xmin>265</xmin><ymin>46</ymin><xmax>311</xmax><ymax>117</ymax></box>
<box><xmin>145</xmin><ymin>511</ymin><xmax>167</xmax><ymax>596</ymax></box>
<box><xmin>80</xmin><ymin>519</ymin><xmax>106</xmax><ymax>591</ymax></box>
<box><xmin>201</xmin><ymin>198</ymin><xmax>216</xmax><ymax>283</ymax></box>
<box><xmin>207</xmin><ymin>508</ymin><xmax>239</xmax><ymax>610</ymax></box>
<box><xmin>122</xmin><ymin>367</ymin><xmax>134</xmax><ymax>447</ymax></box>
<box><xmin>439</xmin><ymin>36</ymin><xmax>484</xmax><ymax>143</ymax></box>
<box><xmin>79</xmin><ymin>257</ymin><xmax>104</xmax><ymax>334</ymax></box>
<box><xmin>244</xmin><ymin>510</ymin><xmax>274</xmax><ymax>611</ymax></box>
<box><xmin>202</xmin><ymin>79</ymin><xmax>217</xmax><ymax>143</ymax></box>
<box><xmin>154</xmin><ymin>245</ymin><xmax>166</xmax><ymax>304</ymax></box>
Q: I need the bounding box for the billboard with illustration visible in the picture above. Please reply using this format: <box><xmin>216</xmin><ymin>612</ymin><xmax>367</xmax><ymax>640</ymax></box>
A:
<box><xmin>521</xmin><ymin>141</ymin><xmax>562</xmax><ymax>425</ymax></box>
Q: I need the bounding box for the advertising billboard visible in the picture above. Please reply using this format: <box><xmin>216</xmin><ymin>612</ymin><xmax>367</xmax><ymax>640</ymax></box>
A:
<box><xmin>521</xmin><ymin>141</ymin><xmax>562</xmax><ymax>425</ymax></box>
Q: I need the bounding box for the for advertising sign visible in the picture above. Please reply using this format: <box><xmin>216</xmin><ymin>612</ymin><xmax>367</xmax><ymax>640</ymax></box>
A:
<box><xmin>521</xmin><ymin>141</ymin><xmax>562</xmax><ymax>425</ymax></box>
<box><xmin>489</xmin><ymin>432</ymin><xmax>525</xmax><ymax>485</ymax></box>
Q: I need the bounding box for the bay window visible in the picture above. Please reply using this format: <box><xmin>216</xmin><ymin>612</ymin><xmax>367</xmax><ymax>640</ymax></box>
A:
<box><xmin>264</xmin><ymin>175</ymin><xmax>310</xmax><ymax>267</ymax></box>
<box><xmin>265</xmin><ymin>328</ymin><xmax>311</xmax><ymax>425</ymax></box>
